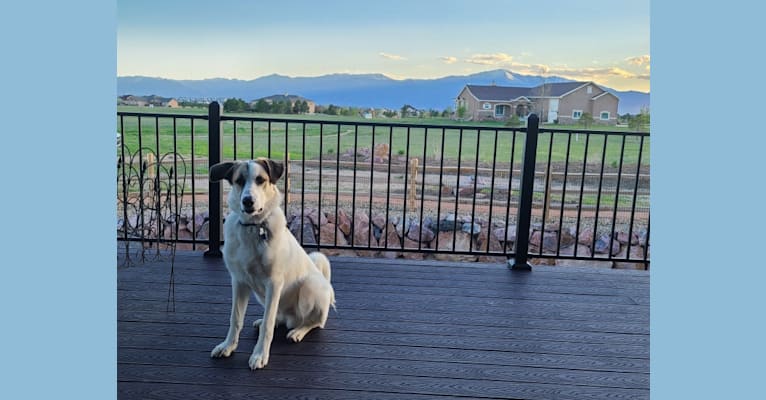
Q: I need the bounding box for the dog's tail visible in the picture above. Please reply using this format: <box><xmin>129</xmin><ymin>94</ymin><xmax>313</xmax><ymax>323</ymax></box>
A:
<box><xmin>308</xmin><ymin>251</ymin><xmax>332</xmax><ymax>282</ymax></box>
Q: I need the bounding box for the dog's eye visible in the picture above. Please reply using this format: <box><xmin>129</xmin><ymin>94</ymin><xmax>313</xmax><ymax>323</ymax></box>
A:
<box><xmin>235</xmin><ymin>175</ymin><xmax>245</xmax><ymax>186</ymax></box>
<box><xmin>255</xmin><ymin>176</ymin><xmax>265</xmax><ymax>185</ymax></box>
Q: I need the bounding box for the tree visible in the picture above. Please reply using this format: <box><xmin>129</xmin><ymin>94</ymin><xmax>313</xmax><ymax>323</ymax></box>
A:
<box><xmin>223</xmin><ymin>98</ymin><xmax>247</xmax><ymax>113</ymax></box>
<box><xmin>579</xmin><ymin>112</ymin><xmax>595</xmax><ymax>129</ymax></box>
<box><xmin>253</xmin><ymin>99</ymin><xmax>270</xmax><ymax>113</ymax></box>
<box><xmin>505</xmin><ymin>115</ymin><xmax>522</xmax><ymax>127</ymax></box>
<box><xmin>629</xmin><ymin>108</ymin><xmax>650</xmax><ymax>131</ymax></box>
<box><xmin>456</xmin><ymin>105</ymin><xmax>467</xmax><ymax>119</ymax></box>
<box><xmin>441</xmin><ymin>107</ymin><xmax>453</xmax><ymax>118</ymax></box>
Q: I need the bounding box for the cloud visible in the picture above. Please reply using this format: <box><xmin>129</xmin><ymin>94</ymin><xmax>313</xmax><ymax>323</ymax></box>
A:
<box><xmin>465</xmin><ymin>52</ymin><xmax>513</xmax><ymax>65</ymax></box>
<box><xmin>626</xmin><ymin>55</ymin><xmax>650</xmax><ymax>66</ymax></box>
<box><xmin>439</xmin><ymin>56</ymin><xmax>458</xmax><ymax>64</ymax></box>
<box><xmin>379</xmin><ymin>52</ymin><xmax>406</xmax><ymax>61</ymax></box>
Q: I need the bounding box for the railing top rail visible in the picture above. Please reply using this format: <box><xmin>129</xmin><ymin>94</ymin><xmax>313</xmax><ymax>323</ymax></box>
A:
<box><xmin>117</xmin><ymin>111</ymin><xmax>209</xmax><ymax>119</ymax></box>
<box><xmin>540</xmin><ymin>127</ymin><xmax>650</xmax><ymax>137</ymax></box>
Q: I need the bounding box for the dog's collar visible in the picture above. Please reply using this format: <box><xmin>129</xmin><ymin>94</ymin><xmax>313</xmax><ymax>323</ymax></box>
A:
<box><xmin>238</xmin><ymin>219</ymin><xmax>270</xmax><ymax>241</ymax></box>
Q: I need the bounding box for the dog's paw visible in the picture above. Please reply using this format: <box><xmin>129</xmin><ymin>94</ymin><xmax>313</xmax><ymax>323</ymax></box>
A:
<box><xmin>287</xmin><ymin>327</ymin><xmax>311</xmax><ymax>343</ymax></box>
<box><xmin>248</xmin><ymin>350</ymin><xmax>269</xmax><ymax>370</ymax></box>
<box><xmin>210</xmin><ymin>341</ymin><xmax>237</xmax><ymax>358</ymax></box>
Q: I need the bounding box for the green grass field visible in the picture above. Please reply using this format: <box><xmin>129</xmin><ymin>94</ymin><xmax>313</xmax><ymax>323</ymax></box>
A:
<box><xmin>117</xmin><ymin>106</ymin><xmax>650</xmax><ymax>169</ymax></box>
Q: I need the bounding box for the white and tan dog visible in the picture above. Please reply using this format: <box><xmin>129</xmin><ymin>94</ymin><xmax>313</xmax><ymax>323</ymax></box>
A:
<box><xmin>209</xmin><ymin>158</ymin><xmax>335</xmax><ymax>370</ymax></box>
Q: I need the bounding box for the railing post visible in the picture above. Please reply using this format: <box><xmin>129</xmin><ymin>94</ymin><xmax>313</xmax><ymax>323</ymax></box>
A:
<box><xmin>204</xmin><ymin>102</ymin><xmax>223</xmax><ymax>257</ymax></box>
<box><xmin>510</xmin><ymin>114</ymin><xmax>539</xmax><ymax>271</ymax></box>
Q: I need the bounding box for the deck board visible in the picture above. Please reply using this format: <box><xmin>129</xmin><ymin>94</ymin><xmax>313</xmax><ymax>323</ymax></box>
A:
<box><xmin>118</xmin><ymin>250</ymin><xmax>649</xmax><ymax>399</ymax></box>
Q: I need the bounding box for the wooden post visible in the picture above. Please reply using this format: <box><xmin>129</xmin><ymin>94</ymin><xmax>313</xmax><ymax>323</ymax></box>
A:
<box><xmin>408</xmin><ymin>157</ymin><xmax>419</xmax><ymax>210</ymax></box>
<box><xmin>146</xmin><ymin>152</ymin><xmax>156</xmax><ymax>179</ymax></box>
<box><xmin>543</xmin><ymin>164</ymin><xmax>553</xmax><ymax>224</ymax></box>
<box><xmin>284</xmin><ymin>153</ymin><xmax>291</xmax><ymax>208</ymax></box>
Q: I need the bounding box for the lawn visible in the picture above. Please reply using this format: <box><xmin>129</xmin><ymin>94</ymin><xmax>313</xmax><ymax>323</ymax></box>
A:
<box><xmin>117</xmin><ymin>106</ymin><xmax>650</xmax><ymax>170</ymax></box>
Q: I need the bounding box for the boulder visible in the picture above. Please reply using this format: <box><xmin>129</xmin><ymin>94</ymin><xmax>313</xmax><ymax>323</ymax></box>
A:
<box><xmin>407</xmin><ymin>222</ymin><xmax>435</xmax><ymax>243</ymax></box>
<box><xmin>594</xmin><ymin>234</ymin><xmax>621</xmax><ymax>256</ymax></box>
<box><xmin>335</xmin><ymin>209</ymin><xmax>352</xmax><ymax>237</ymax></box>
<box><xmin>462</xmin><ymin>222</ymin><xmax>481</xmax><ymax>235</ymax></box>
<box><xmin>379</xmin><ymin>223</ymin><xmax>402</xmax><ymax>259</ymax></box>
<box><xmin>289</xmin><ymin>217</ymin><xmax>317</xmax><ymax>246</ymax></box>
<box><xmin>305</xmin><ymin>208</ymin><xmax>328</xmax><ymax>227</ymax></box>
<box><xmin>613</xmin><ymin>245</ymin><xmax>647</xmax><ymax>270</ymax></box>
<box><xmin>494</xmin><ymin>225</ymin><xmax>517</xmax><ymax>244</ymax></box>
<box><xmin>433</xmin><ymin>231</ymin><xmax>477</xmax><ymax>262</ymax></box>
<box><xmin>577</xmin><ymin>227</ymin><xmax>594</xmax><ymax>246</ymax></box>
<box><xmin>615</xmin><ymin>231</ymin><xmax>640</xmax><ymax>245</ymax></box>
<box><xmin>402</xmin><ymin>238</ymin><xmax>426</xmax><ymax>260</ymax></box>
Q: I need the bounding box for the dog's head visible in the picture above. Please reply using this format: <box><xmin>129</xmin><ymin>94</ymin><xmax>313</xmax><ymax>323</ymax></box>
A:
<box><xmin>209</xmin><ymin>158</ymin><xmax>284</xmax><ymax>221</ymax></box>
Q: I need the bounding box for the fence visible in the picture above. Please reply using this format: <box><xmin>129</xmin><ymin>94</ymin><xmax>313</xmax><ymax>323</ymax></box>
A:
<box><xmin>117</xmin><ymin>103</ymin><xmax>650</xmax><ymax>269</ymax></box>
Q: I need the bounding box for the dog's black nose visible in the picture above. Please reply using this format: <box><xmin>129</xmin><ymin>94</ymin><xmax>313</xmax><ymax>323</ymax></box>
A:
<box><xmin>242</xmin><ymin>196</ymin><xmax>254</xmax><ymax>208</ymax></box>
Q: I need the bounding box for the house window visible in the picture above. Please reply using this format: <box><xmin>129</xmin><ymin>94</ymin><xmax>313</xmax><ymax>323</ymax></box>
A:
<box><xmin>587</xmin><ymin>86</ymin><xmax>593</xmax><ymax>94</ymax></box>
<box><xmin>600</xmin><ymin>111</ymin><xmax>610</xmax><ymax>120</ymax></box>
<box><xmin>572</xmin><ymin>110</ymin><xmax>582</xmax><ymax>119</ymax></box>
<box><xmin>482</xmin><ymin>103</ymin><xmax>492</xmax><ymax>110</ymax></box>
<box><xmin>495</xmin><ymin>105</ymin><xmax>505</xmax><ymax>116</ymax></box>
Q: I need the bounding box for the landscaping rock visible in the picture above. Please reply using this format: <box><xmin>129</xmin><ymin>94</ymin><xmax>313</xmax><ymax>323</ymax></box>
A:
<box><xmin>494</xmin><ymin>225</ymin><xmax>517</xmax><ymax>244</ymax></box>
<box><xmin>379</xmin><ymin>223</ymin><xmax>402</xmax><ymax>259</ymax></box>
<box><xmin>594</xmin><ymin>234</ymin><xmax>621</xmax><ymax>256</ymax></box>
<box><xmin>613</xmin><ymin>245</ymin><xmax>647</xmax><ymax>270</ymax></box>
<box><xmin>462</xmin><ymin>222</ymin><xmax>481</xmax><ymax>235</ymax></box>
<box><xmin>433</xmin><ymin>231</ymin><xmax>477</xmax><ymax>262</ymax></box>
<box><xmin>407</xmin><ymin>222</ymin><xmax>435</xmax><ymax>243</ymax></box>
<box><xmin>289</xmin><ymin>217</ymin><xmax>316</xmax><ymax>246</ymax></box>
<box><xmin>577</xmin><ymin>228</ymin><xmax>594</xmax><ymax>246</ymax></box>
<box><xmin>615</xmin><ymin>231</ymin><xmax>639</xmax><ymax>245</ymax></box>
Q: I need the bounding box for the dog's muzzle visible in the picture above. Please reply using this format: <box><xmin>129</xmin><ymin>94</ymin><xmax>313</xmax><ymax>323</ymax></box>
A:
<box><xmin>241</xmin><ymin>196</ymin><xmax>263</xmax><ymax>214</ymax></box>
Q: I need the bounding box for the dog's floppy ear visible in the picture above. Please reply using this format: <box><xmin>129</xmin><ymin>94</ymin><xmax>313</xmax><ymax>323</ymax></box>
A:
<box><xmin>209</xmin><ymin>161</ymin><xmax>237</xmax><ymax>183</ymax></box>
<box><xmin>255</xmin><ymin>158</ymin><xmax>284</xmax><ymax>184</ymax></box>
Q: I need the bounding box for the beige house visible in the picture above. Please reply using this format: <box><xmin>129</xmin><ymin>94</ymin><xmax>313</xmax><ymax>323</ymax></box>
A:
<box><xmin>118</xmin><ymin>95</ymin><xmax>179</xmax><ymax>108</ymax></box>
<box><xmin>456</xmin><ymin>82</ymin><xmax>619</xmax><ymax>125</ymax></box>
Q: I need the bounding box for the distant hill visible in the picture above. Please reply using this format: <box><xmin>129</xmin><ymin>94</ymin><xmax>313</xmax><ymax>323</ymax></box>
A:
<box><xmin>118</xmin><ymin>69</ymin><xmax>649</xmax><ymax>115</ymax></box>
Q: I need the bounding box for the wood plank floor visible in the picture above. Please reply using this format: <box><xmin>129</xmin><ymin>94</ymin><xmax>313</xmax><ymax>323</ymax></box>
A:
<box><xmin>118</xmin><ymin>251</ymin><xmax>649</xmax><ymax>400</ymax></box>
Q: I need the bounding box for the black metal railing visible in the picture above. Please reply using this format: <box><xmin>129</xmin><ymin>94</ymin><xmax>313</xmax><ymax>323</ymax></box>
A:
<box><xmin>117</xmin><ymin>102</ymin><xmax>650</xmax><ymax>269</ymax></box>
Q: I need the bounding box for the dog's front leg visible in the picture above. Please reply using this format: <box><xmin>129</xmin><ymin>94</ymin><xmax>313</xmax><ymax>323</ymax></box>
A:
<box><xmin>211</xmin><ymin>280</ymin><xmax>250</xmax><ymax>358</ymax></box>
<box><xmin>249</xmin><ymin>279</ymin><xmax>284</xmax><ymax>370</ymax></box>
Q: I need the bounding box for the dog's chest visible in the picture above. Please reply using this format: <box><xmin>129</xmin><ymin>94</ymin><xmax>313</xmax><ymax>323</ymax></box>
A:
<box><xmin>223</xmin><ymin>226</ymin><xmax>275</xmax><ymax>291</ymax></box>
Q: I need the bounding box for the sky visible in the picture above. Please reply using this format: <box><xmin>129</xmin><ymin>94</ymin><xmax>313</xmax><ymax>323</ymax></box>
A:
<box><xmin>117</xmin><ymin>0</ymin><xmax>650</xmax><ymax>92</ymax></box>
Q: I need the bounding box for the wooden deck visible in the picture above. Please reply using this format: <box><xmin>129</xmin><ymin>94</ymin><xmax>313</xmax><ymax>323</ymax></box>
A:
<box><xmin>118</xmin><ymin>251</ymin><xmax>649</xmax><ymax>400</ymax></box>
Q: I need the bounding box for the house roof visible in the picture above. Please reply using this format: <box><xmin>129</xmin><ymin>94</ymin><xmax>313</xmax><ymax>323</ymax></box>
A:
<box><xmin>255</xmin><ymin>94</ymin><xmax>312</xmax><ymax>103</ymax></box>
<box><xmin>465</xmin><ymin>85</ymin><xmax>532</xmax><ymax>102</ymax></box>
<box><xmin>466</xmin><ymin>81</ymin><xmax>614</xmax><ymax>101</ymax></box>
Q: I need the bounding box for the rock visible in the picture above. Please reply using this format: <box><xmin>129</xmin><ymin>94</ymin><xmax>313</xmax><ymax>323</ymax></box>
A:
<box><xmin>319</xmin><ymin>223</ymin><xmax>346</xmax><ymax>246</ymax></box>
<box><xmin>577</xmin><ymin>228</ymin><xmax>594</xmax><ymax>246</ymax></box>
<box><xmin>559</xmin><ymin>227</ymin><xmax>575</xmax><ymax>247</ymax></box>
<box><xmin>594</xmin><ymin>234</ymin><xmax>621</xmax><ymax>256</ymax></box>
<box><xmin>542</xmin><ymin>233</ymin><xmax>559</xmax><ymax>253</ymax></box>
<box><xmin>289</xmin><ymin>217</ymin><xmax>317</xmax><ymax>246</ymax></box>
<box><xmin>305</xmin><ymin>208</ymin><xmax>328</xmax><ymax>227</ymax></box>
<box><xmin>438</xmin><ymin>219</ymin><xmax>458</xmax><ymax>232</ymax></box>
<box><xmin>191</xmin><ymin>211</ymin><xmax>206</xmax><ymax>233</ymax></box>
<box><xmin>638</xmin><ymin>229</ymin><xmax>649</xmax><ymax>247</ymax></box>
<box><xmin>494</xmin><ymin>225</ymin><xmax>517</xmax><ymax>243</ymax></box>
<box><xmin>613</xmin><ymin>245</ymin><xmax>647</xmax><ymax>270</ymax></box>
<box><xmin>558</xmin><ymin>244</ymin><xmax>592</xmax><ymax>258</ymax></box>
<box><xmin>371</xmin><ymin>213</ymin><xmax>387</xmax><ymax>229</ymax></box>
<box><xmin>615</xmin><ymin>231</ymin><xmax>639</xmax><ymax>245</ymax></box>
<box><xmin>477</xmin><ymin>226</ymin><xmax>505</xmax><ymax>254</ymax></box>
<box><xmin>372</xmin><ymin>225</ymin><xmax>383</xmax><ymax>242</ymax></box>
<box><xmin>433</xmin><ymin>231</ymin><xmax>477</xmax><ymax>262</ymax></box>
<box><xmin>351</xmin><ymin>213</ymin><xmax>376</xmax><ymax>256</ymax></box>
<box><xmin>462</xmin><ymin>222</ymin><xmax>481</xmax><ymax>235</ymax></box>
<box><xmin>407</xmin><ymin>222</ymin><xmax>435</xmax><ymax>243</ymax></box>
<box><xmin>335</xmin><ymin>209</ymin><xmax>352</xmax><ymax>237</ymax></box>
<box><xmin>379</xmin><ymin>223</ymin><xmax>402</xmax><ymax>259</ymax></box>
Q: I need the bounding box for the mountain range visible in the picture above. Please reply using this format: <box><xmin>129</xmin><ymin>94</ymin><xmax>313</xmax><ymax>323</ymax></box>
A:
<box><xmin>117</xmin><ymin>69</ymin><xmax>650</xmax><ymax>115</ymax></box>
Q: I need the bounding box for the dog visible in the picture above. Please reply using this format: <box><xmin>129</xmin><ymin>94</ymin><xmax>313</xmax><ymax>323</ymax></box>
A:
<box><xmin>208</xmin><ymin>158</ymin><xmax>335</xmax><ymax>370</ymax></box>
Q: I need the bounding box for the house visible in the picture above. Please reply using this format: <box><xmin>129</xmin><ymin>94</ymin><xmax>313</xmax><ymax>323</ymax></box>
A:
<box><xmin>117</xmin><ymin>95</ymin><xmax>179</xmax><ymax>108</ymax></box>
<box><xmin>455</xmin><ymin>81</ymin><xmax>619</xmax><ymax>125</ymax></box>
